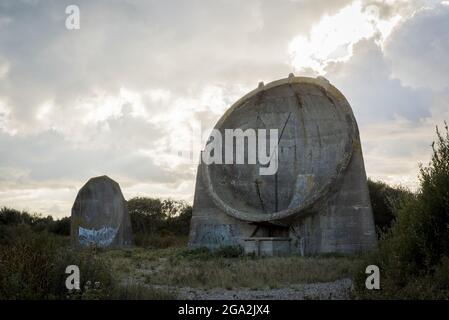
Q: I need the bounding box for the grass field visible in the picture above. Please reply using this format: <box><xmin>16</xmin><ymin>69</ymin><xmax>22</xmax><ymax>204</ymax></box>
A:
<box><xmin>102</xmin><ymin>247</ymin><xmax>359</xmax><ymax>291</ymax></box>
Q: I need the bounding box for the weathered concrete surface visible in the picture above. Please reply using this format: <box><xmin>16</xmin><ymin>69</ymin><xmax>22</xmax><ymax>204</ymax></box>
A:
<box><xmin>71</xmin><ymin>176</ymin><xmax>133</xmax><ymax>247</ymax></box>
<box><xmin>188</xmin><ymin>75</ymin><xmax>377</xmax><ymax>255</ymax></box>
<box><xmin>243</xmin><ymin>237</ymin><xmax>291</xmax><ymax>256</ymax></box>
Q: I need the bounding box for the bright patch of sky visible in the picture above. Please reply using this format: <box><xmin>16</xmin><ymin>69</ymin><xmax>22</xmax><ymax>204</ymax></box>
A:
<box><xmin>289</xmin><ymin>1</ymin><xmax>403</xmax><ymax>74</ymax></box>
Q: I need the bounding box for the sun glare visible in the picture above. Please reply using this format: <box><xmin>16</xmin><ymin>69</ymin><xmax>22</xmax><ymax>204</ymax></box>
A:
<box><xmin>288</xmin><ymin>1</ymin><xmax>402</xmax><ymax>74</ymax></box>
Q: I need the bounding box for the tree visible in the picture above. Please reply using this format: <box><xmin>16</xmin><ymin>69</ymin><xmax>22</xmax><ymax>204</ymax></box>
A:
<box><xmin>355</xmin><ymin>122</ymin><xmax>449</xmax><ymax>298</ymax></box>
<box><xmin>367</xmin><ymin>179</ymin><xmax>411</xmax><ymax>236</ymax></box>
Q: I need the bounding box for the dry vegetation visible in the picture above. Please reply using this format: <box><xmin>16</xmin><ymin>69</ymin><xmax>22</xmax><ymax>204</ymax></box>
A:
<box><xmin>2</xmin><ymin>124</ymin><xmax>447</xmax><ymax>299</ymax></box>
<box><xmin>103</xmin><ymin>247</ymin><xmax>358</xmax><ymax>290</ymax></box>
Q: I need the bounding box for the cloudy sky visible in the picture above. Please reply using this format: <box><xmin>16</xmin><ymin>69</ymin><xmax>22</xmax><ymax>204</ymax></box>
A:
<box><xmin>0</xmin><ymin>0</ymin><xmax>448</xmax><ymax>218</ymax></box>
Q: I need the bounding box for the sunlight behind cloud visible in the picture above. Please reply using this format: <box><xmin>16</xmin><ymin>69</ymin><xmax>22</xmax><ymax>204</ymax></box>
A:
<box><xmin>289</xmin><ymin>1</ymin><xmax>402</xmax><ymax>74</ymax></box>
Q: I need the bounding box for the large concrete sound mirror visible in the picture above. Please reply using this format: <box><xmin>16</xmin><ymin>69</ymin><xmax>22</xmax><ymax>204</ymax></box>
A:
<box><xmin>188</xmin><ymin>75</ymin><xmax>376</xmax><ymax>255</ymax></box>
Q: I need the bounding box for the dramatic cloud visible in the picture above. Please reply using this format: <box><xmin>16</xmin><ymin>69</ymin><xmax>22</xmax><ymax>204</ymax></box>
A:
<box><xmin>385</xmin><ymin>4</ymin><xmax>449</xmax><ymax>91</ymax></box>
<box><xmin>0</xmin><ymin>0</ymin><xmax>447</xmax><ymax>217</ymax></box>
<box><xmin>322</xmin><ymin>1</ymin><xmax>449</xmax><ymax>187</ymax></box>
<box><xmin>326</xmin><ymin>38</ymin><xmax>432</xmax><ymax>124</ymax></box>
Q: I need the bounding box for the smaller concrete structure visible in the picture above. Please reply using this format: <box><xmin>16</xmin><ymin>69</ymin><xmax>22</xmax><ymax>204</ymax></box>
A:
<box><xmin>244</xmin><ymin>237</ymin><xmax>291</xmax><ymax>256</ymax></box>
<box><xmin>71</xmin><ymin>175</ymin><xmax>133</xmax><ymax>248</ymax></box>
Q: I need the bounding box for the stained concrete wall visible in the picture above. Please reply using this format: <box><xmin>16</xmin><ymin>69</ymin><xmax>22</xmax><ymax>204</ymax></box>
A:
<box><xmin>244</xmin><ymin>238</ymin><xmax>291</xmax><ymax>256</ymax></box>
<box><xmin>289</xmin><ymin>140</ymin><xmax>377</xmax><ymax>254</ymax></box>
<box><xmin>71</xmin><ymin>175</ymin><xmax>133</xmax><ymax>248</ymax></box>
<box><xmin>188</xmin><ymin>75</ymin><xmax>377</xmax><ymax>255</ymax></box>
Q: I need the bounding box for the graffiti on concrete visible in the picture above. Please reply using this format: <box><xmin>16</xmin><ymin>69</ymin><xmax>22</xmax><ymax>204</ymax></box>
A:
<box><xmin>78</xmin><ymin>226</ymin><xmax>118</xmax><ymax>247</ymax></box>
<box><xmin>197</xmin><ymin>224</ymin><xmax>237</xmax><ymax>248</ymax></box>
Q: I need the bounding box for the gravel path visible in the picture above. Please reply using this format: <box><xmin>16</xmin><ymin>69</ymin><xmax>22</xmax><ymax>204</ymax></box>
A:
<box><xmin>149</xmin><ymin>278</ymin><xmax>353</xmax><ymax>300</ymax></box>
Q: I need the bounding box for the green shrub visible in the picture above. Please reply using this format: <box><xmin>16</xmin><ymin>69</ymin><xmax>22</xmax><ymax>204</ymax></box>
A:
<box><xmin>214</xmin><ymin>245</ymin><xmax>244</xmax><ymax>258</ymax></box>
<box><xmin>0</xmin><ymin>207</ymin><xmax>70</xmax><ymax>236</ymax></box>
<box><xmin>127</xmin><ymin>197</ymin><xmax>192</xmax><ymax>248</ymax></box>
<box><xmin>354</xmin><ymin>123</ymin><xmax>449</xmax><ymax>299</ymax></box>
<box><xmin>0</xmin><ymin>225</ymin><xmax>180</xmax><ymax>299</ymax></box>
<box><xmin>0</xmin><ymin>225</ymin><xmax>114</xmax><ymax>299</ymax></box>
<box><xmin>179</xmin><ymin>247</ymin><xmax>211</xmax><ymax>259</ymax></box>
<box><xmin>128</xmin><ymin>198</ymin><xmax>192</xmax><ymax>233</ymax></box>
<box><xmin>367</xmin><ymin>179</ymin><xmax>412</xmax><ymax>236</ymax></box>
<box><xmin>178</xmin><ymin>245</ymin><xmax>244</xmax><ymax>260</ymax></box>
<box><xmin>133</xmin><ymin>233</ymin><xmax>187</xmax><ymax>249</ymax></box>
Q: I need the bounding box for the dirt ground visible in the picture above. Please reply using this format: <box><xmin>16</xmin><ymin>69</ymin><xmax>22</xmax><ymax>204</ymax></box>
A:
<box><xmin>105</xmin><ymin>247</ymin><xmax>358</xmax><ymax>300</ymax></box>
<box><xmin>143</xmin><ymin>278</ymin><xmax>353</xmax><ymax>300</ymax></box>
